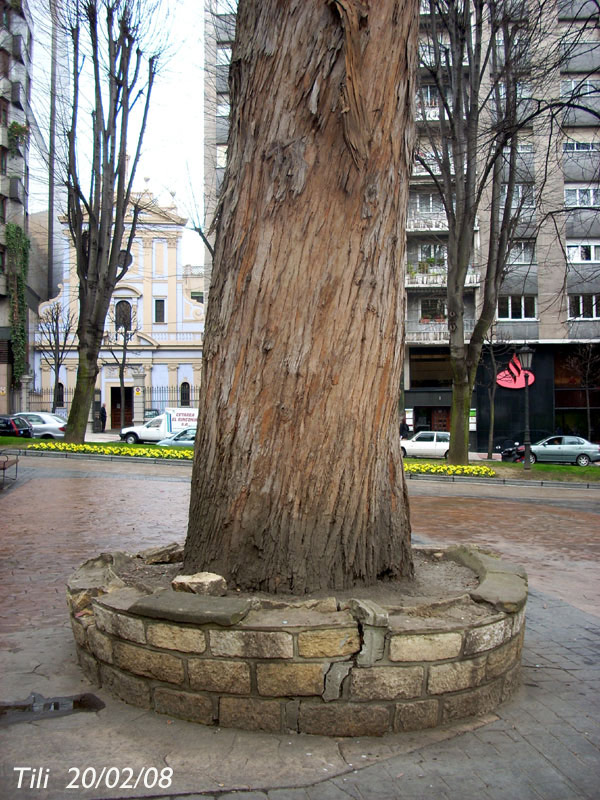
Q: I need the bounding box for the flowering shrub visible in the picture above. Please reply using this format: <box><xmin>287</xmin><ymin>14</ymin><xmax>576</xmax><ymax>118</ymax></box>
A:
<box><xmin>27</xmin><ymin>441</ymin><xmax>194</xmax><ymax>460</ymax></box>
<box><xmin>404</xmin><ymin>462</ymin><xmax>496</xmax><ymax>478</ymax></box>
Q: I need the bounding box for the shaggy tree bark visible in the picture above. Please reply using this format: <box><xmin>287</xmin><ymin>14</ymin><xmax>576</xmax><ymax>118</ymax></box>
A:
<box><xmin>184</xmin><ymin>0</ymin><xmax>420</xmax><ymax>594</ymax></box>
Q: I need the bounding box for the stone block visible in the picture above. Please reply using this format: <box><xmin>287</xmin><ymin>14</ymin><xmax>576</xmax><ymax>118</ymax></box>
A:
<box><xmin>464</xmin><ymin>619</ymin><xmax>511</xmax><ymax>655</ymax></box>
<box><xmin>428</xmin><ymin>656</ymin><xmax>487</xmax><ymax>694</ymax></box>
<box><xmin>394</xmin><ymin>699</ymin><xmax>440</xmax><ymax>731</ymax></box>
<box><xmin>501</xmin><ymin>662</ymin><xmax>521</xmax><ymax>702</ymax></box>
<box><xmin>486</xmin><ymin>635</ymin><xmax>522</xmax><ymax>680</ymax></box>
<box><xmin>99</xmin><ymin>664</ymin><xmax>151</xmax><ymax>709</ymax></box>
<box><xmin>442</xmin><ymin>680</ymin><xmax>503</xmax><ymax>722</ymax></box>
<box><xmin>471</xmin><ymin>573</ymin><xmax>528</xmax><ymax>613</ymax></box>
<box><xmin>323</xmin><ymin>662</ymin><xmax>353</xmax><ymax>701</ymax></box>
<box><xmin>210</xmin><ymin>630</ymin><xmax>293</xmax><ymax>659</ymax></box>
<box><xmin>188</xmin><ymin>658</ymin><xmax>251</xmax><ymax>694</ymax></box>
<box><xmin>139</xmin><ymin>542</ymin><xmax>183</xmax><ymax>564</ymax></box>
<box><xmin>172</xmin><ymin>572</ymin><xmax>227</xmax><ymax>596</ymax></box>
<box><xmin>298</xmin><ymin>628</ymin><xmax>360</xmax><ymax>658</ymax></box>
<box><xmin>219</xmin><ymin>696</ymin><xmax>282</xmax><ymax>732</ymax></box>
<box><xmin>348</xmin><ymin>599</ymin><xmax>389</xmax><ymax>627</ymax></box>
<box><xmin>77</xmin><ymin>647</ymin><xmax>100</xmax><ymax>686</ymax></box>
<box><xmin>389</xmin><ymin>632</ymin><xmax>462</xmax><ymax>662</ymax></box>
<box><xmin>153</xmin><ymin>687</ymin><xmax>214</xmax><ymax>724</ymax></box>
<box><xmin>146</xmin><ymin>622</ymin><xmax>206</xmax><ymax>653</ymax></box>
<box><xmin>298</xmin><ymin>702</ymin><xmax>391</xmax><ymax>737</ymax></box>
<box><xmin>257</xmin><ymin>597</ymin><xmax>338</xmax><ymax>613</ymax></box>
<box><xmin>350</xmin><ymin>666</ymin><xmax>423</xmax><ymax>701</ymax></box>
<box><xmin>257</xmin><ymin>663</ymin><xmax>325</xmax><ymax>697</ymax></box>
<box><xmin>130</xmin><ymin>591</ymin><xmax>251</xmax><ymax>626</ymax></box>
<box><xmin>512</xmin><ymin>607</ymin><xmax>526</xmax><ymax>635</ymax></box>
<box><xmin>239</xmin><ymin>608</ymin><xmax>355</xmax><ymax>630</ymax></box>
<box><xmin>113</xmin><ymin>641</ymin><xmax>184</xmax><ymax>684</ymax></box>
<box><xmin>356</xmin><ymin>625</ymin><xmax>386</xmax><ymax>667</ymax></box>
<box><xmin>93</xmin><ymin>605</ymin><xmax>146</xmax><ymax>644</ymax></box>
<box><xmin>87</xmin><ymin>625</ymin><xmax>114</xmax><ymax>664</ymax></box>
<box><xmin>71</xmin><ymin>618</ymin><xmax>88</xmax><ymax>648</ymax></box>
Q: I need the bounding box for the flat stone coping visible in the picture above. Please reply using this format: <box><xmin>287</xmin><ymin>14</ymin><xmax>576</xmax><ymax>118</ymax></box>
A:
<box><xmin>128</xmin><ymin>592</ymin><xmax>253</xmax><ymax>626</ymax></box>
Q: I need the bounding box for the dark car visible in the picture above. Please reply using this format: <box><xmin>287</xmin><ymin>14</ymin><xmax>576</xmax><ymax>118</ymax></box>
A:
<box><xmin>0</xmin><ymin>414</ymin><xmax>34</xmax><ymax>438</ymax></box>
<box><xmin>496</xmin><ymin>430</ymin><xmax>553</xmax><ymax>461</ymax></box>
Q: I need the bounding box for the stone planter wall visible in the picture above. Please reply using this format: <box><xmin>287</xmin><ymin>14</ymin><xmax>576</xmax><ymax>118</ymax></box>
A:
<box><xmin>67</xmin><ymin>546</ymin><xmax>527</xmax><ymax>737</ymax></box>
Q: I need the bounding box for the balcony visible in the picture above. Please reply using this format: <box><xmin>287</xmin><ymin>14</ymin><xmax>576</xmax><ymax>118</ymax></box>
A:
<box><xmin>406</xmin><ymin>212</ymin><xmax>448</xmax><ymax>233</ymax></box>
<box><xmin>406</xmin><ymin>262</ymin><xmax>481</xmax><ymax>287</ymax></box>
<box><xmin>9</xmin><ymin>176</ymin><xmax>24</xmax><ymax>203</ymax></box>
<box><xmin>406</xmin><ymin>318</ymin><xmax>475</xmax><ymax>343</ymax></box>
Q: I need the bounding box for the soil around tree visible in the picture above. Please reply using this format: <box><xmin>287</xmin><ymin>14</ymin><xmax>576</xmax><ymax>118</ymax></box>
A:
<box><xmin>111</xmin><ymin>547</ymin><xmax>481</xmax><ymax>615</ymax></box>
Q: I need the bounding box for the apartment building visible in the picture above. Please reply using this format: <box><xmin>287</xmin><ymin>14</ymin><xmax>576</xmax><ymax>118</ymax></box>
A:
<box><xmin>0</xmin><ymin>0</ymin><xmax>38</xmax><ymax>412</ymax></box>
<box><xmin>204</xmin><ymin>1</ymin><xmax>600</xmax><ymax>448</ymax></box>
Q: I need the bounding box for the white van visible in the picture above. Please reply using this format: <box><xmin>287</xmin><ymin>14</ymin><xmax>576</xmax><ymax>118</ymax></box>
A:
<box><xmin>119</xmin><ymin>407</ymin><xmax>198</xmax><ymax>444</ymax></box>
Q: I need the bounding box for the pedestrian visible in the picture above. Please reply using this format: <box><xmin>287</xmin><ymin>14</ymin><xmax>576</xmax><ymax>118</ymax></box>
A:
<box><xmin>400</xmin><ymin>417</ymin><xmax>410</xmax><ymax>439</ymax></box>
<box><xmin>100</xmin><ymin>403</ymin><xmax>107</xmax><ymax>432</ymax></box>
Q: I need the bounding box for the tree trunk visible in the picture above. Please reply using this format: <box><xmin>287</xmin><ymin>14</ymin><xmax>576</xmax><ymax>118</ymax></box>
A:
<box><xmin>66</xmin><ymin>343</ymin><xmax>100</xmax><ymax>441</ymax></box>
<box><xmin>184</xmin><ymin>0</ymin><xmax>419</xmax><ymax>594</ymax></box>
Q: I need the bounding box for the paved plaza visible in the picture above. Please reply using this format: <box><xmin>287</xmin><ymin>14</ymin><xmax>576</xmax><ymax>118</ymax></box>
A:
<box><xmin>1</xmin><ymin>454</ymin><xmax>599</xmax><ymax>799</ymax></box>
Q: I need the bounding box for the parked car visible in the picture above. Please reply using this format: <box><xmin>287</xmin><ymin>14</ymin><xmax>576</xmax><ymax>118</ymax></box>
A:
<box><xmin>0</xmin><ymin>414</ymin><xmax>34</xmax><ymax>438</ymax></box>
<box><xmin>496</xmin><ymin>430</ymin><xmax>553</xmax><ymax>461</ymax></box>
<box><xmin>157</xmin><ymin>427</ymin><xmax>197</xmax><ymax>447</ymax></box>
<box><xmin>400</xmin><ymin>430</ymin><xmax>450</xmax><ymax>459</ymax></box>
<box><xmin>15</xmin><ymin>411</ymin><xmax>67</xmax><ymax>439</ymax></box>
<box><xmin>512</xmin><ymin>435</ymin><xmax>600</xmax><ymax>466</ymax></box>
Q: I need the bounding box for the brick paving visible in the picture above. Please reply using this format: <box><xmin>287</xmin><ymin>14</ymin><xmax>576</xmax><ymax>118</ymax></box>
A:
<box><xmin>0</xmin><ymin>454</ymin><xmax>599</xmax><ymax>799</ymax></box>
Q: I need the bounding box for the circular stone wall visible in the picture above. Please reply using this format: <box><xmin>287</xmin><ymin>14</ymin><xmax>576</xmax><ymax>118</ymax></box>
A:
<box><xmin>67</xmin><ymin>545</ymin><xmax>527</xmax><ymax>737</ymax></box>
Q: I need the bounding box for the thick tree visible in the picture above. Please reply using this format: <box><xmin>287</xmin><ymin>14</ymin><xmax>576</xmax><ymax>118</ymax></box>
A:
<box><xmin>63</xmin><ymin>0</ymin><xmax>163</xmax><ymax>442</ymax></box>
<box><xmin>184</xmin><ymin>0</ymin><xmax>420</xmax><ymax>594</ymax></box>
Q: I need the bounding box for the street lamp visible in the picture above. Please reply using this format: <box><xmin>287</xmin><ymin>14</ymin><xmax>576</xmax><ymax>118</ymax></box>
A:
<box><xmin>519</xmin><ymin>344</ymin><xmax>534</xmax><ymax>471</ymax></box>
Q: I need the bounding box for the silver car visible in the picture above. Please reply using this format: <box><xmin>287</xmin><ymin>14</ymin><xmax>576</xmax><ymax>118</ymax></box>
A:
<box><xmin>17</xmin><ymin>412</ymin><xmax>67</xmax><ymax>439</ymax></box>
<box><xmin>157</xmin><ymin>427</ymin><xmax>197</xmax><ymax>447</ymax></box>
<box><xmin>522</xmin><ymin>435</ymin><xmax>600</xmax><ymax>467</ymax></box>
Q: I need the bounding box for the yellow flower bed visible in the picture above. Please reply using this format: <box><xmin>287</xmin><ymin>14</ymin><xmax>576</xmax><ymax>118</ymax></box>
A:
<box><xmin>404</xmin><ymin>462</ymin><xmax>496</xmax><ymax>478</ymax></box>
<box><xmin>27</xmin><ymin>441</ymin><xmax>194</xmax><ymax>460</ymax></box>
<box><xmin>27</xmin><ymin>442</ymin><xmax>495</xmax><ymax>476</ymax></box>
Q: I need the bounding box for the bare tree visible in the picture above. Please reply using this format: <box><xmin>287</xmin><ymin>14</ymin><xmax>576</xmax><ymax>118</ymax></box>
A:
<box><xmin>62</xmin><ymin>0</ymin><xmax>166</xmax><ymax>442</ymax></box>
<box><xmin>37</xmin><ymin>302</ymin><xmax>77</xmax><ymax>412</ymax></box>
<box><xmin>414</xmin><ymin>0</ymin><xmax>599</xmax><ymax>463</ymax></box>
<box><xmin>184</xmin><ymin>0</ymin><xmax>419</xmax><ymax>593</ymax></box>
<box><xmin>102</xmin><ymin>302</ymin><xmax>140</xmax><ymax>430</ymax></box>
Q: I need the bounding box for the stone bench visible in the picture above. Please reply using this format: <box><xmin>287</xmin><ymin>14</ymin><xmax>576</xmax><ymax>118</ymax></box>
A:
<box><xmin>0</xmin><ymin>451</ymin><xmax>18</xmax><ymax>487</ymax></box>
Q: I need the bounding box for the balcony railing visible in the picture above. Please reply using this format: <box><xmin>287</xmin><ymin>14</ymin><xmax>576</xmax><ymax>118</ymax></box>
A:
<box><xmin>405</xmin><ymin>264</ymin><xmax>481</xmax><ymax>287</ymax></box>
<box><xmin>406</xmin><ymin>318</ymin><xmax>476</xmax><ymax>342</ymax></box>
<box><xmin>406</xmin><ymin>213</ymin><xmax>448</xmax><ymax>232</ymax></box>
<box><xmin>152</xmin><ymin>331</ymin><xmax>202</xmax><ymax>343</ymax></box>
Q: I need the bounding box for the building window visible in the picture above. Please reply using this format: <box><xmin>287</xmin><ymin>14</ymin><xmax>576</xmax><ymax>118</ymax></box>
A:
<box><xmin>568</xmin><ymin>294</ymin><xmax>600</xmax><ymax>319</ymax></box>
<box><xmin>115</xmin><ymin>300</ymin><xmax>132</xmax><ymax>331</ymax></box>
<box><xmin>191</xmin><ymin>291</ymin><xmax>204</xmax><ymax>304</ymax></box>
<box><xmin>0</xmin><ymin>49</ymin><xmax>9</xmax><ymax>79</ymax></box>
<box><xmin>501</xmin><ymin>183</ymin><xmax>535</xmax><ymax>208</ymax></box>
<box><xmin>216</xmin><ymin>93</ymin><xmax>230</xmax><ymax>118</ymax></box>
<box><xmin>154</xmin><ymin>298</ymin><xmax>165</xmax><ymax>323</ymax></box>
<box><xmin>560</xmin><ymin>78</ymin><xmax>600</xmax><ymax>98</ymax></box>
<box><xmin>0</xmin><ymin>196</ymin><xmax>6</xmax><ymax>223</ymax></box>
<box><xmin>411</xmin><ymin>191</ymin><xmax>444</xmax><ymax>214</ymax></box>
<box><xmin>498</xmin><ymin>295</ymin><xmax>537</xmax><ymax>319</ymax></box>
<box><xmin>563</xmin><ymin>140</ymin><xmax>600</xmax><ymax>152</ymax></box>
<box><xmin>0</xmin><ymin>147</ymin><xmax>7</xmax><ymax>175</ymax></box>
<box><xmin>418</xmin><ymin>243</ymin><xmax>447</xmax><ymax>264</ymax></box>
<box><xmin>216</xmin><ymin>144</ymin><xmax>228</xmax><ymax>168</ymax></box>
<box><xmin>565</xmin><ymin>186</ymin><xmax>600</xmax><ymax>207</ymax></box>
<box><xmin>216</xmin><ymin>45</ymin><xmax>231</xmax><ymax>66</ymax></box>
<box><xmin>0</xmin><ymin>98</ymin><xmax>8</xmax><ymax>126</ymax></box>
<box><xmin>56</xmin><ymin>383</ymin><xmax>64</xmax><ymax>408</ymax></box>
<box><xmin>180</xmin><ymin>382</ymin><xmax>190</xmax><ymax>407</ymax></box>
<box><xmin>420</xmin><ymin>298</ymin><xmax>447</xmax><ymax>321</ymax></box>
<box><xmin>0</xmin><ymin>245</ymin><xmax>5</xmax><ymax>273</ymax></box>
<box><xmin>508</xmin><ymin>240</ymin><xmax>535</xmax><ymax>264</ymax></box>
<box><xmin>567</xmin><ymin>242</ymin><xmax>600</xmax><ymax>262</ymax></box>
